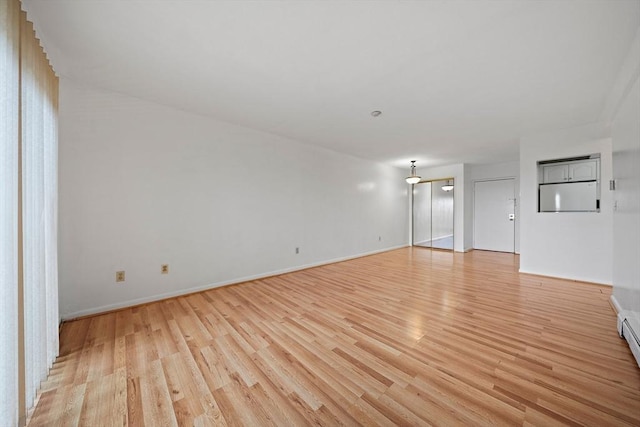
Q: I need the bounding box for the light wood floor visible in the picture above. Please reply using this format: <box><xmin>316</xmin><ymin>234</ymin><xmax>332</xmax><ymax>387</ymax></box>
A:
<box><xmin>29</xmin><ymin>248</ymin><xmax>640</xmax><ymax>426</ymax></box>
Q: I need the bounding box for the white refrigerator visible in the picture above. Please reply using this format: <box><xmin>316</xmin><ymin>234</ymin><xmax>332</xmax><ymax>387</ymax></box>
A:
<box><xmin>539</xmin><ymin>181</ymin><xmax>598</xmax><ymax>212</ymax></box>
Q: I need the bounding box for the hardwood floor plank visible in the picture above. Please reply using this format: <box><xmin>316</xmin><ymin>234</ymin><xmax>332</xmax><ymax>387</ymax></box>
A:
<box><xmin>253</xmin><ymin>345</ymin><xmax>323</xmax><ymax>411</ymax></box>
<box><xmin>252</xmin><ymin>322</ymin><xmax>365</xmax><ymax>404</ymax></box>
<box><xmin>139</xmin><ymin>360</ymin><xmax>178</xmax><ymax>426</ymax></box>
<box><xmin>410</xmin><ymin>372</ymin><xmax>524</xmax><ymax>426</ymax></box>
<box><xmin>28</xmin><ymin>248</ymin><xmax>640</xmax><ymax>426</ymax></box>
<box><xmin>125</xmin><ymin>377</ymin><xmax>142</xmax><ymax>426</ymax></box>
<box><xmin>347</xmin><ymin>397</ymin><xmax>398</xmax><ymax>427</ymax></box>
<box><xmin>198</xmin><ymin>345</ymin><xmax>231</xmax><ymax>391</ymax></box>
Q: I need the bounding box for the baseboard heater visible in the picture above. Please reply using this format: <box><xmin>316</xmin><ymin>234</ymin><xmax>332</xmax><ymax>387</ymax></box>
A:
<box><xmin>618</xmin><ymin>315</ymin><xmax>640</xmax><ymax>368</ymax></box>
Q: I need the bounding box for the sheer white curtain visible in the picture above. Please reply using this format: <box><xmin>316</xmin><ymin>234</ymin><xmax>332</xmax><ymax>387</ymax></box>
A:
<box><xmin>43</xmin><ymin>27</ymin><xmax>60</xmax><ymax>386</ymax></box>
<box><xmin>0</xmin><ymin>1</ymin><xmax>21</xmax><ymax>425</ymax></box>
<box><xmin>21</xmin><ymin>11</ymin><xmax>59</xmax><ymax>414</ymax></box>
<box><xmin>0</xmin><ymin>2</ymin><xmax>59</xmax><ymax>423</ymax></box>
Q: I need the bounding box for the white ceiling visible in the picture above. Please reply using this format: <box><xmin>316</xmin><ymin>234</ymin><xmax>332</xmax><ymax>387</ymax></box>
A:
<box><xmin>22</xmin><ymin>0</ymin><xmax>640</xmax><ymax>168</ymax></box>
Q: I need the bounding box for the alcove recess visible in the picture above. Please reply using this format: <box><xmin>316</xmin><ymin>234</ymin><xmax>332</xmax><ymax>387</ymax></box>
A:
<box><xmin>537</xmin><ymin>154</ymin><xmax>600</xmax><ymax>213</ymax></box>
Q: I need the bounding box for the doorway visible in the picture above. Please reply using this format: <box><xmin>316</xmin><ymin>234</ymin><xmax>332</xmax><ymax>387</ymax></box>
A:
<box><xmin>473</xmin><ymin>179</ymin><xmax>515</xmax><ymax>252</ymax></box>
<box><xmin>412</xmin><ymin>179</ymin><xmax>454</xmax><ymax>250</ymax></box>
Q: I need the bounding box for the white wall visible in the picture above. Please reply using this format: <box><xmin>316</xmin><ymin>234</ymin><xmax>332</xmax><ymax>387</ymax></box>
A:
<box><xmin>609</xmin><ymin>30</ymin><xmax>640</xmax><ymax>350</ymax></box>
<box><xmin>58</xmin><ymin>80</ymin><xmax>409</xmax><ymax>319</ymax></box>
<box><xmin>519</xmin><ymin>124</ymin><xmax>613</xmax><ymax>284</ymax></box>
<box><xmin>467</xmin><ymin>161</ymin><xmax>520</xmax><ymax>253</ymax></box>
<box><xmin>410</xmin><ymin>163</ymin><xmax>466</xmax><ymax>252</ymax></box>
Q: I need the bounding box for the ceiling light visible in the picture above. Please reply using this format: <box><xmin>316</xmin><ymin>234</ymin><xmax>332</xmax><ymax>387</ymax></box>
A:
<box><xmin>405</xmin><ymin>160</ymin><xmax>421</xmax><ymax>184</ymax></box>
<box><xmin>442</xmin><ymin>180</ymin><xmax>454</xmax><ymax>192</ymax></box>
<box><xmin>370</xmin><ymin>110</ymin><xmax>382</xmax><ymax>117</ymax></box>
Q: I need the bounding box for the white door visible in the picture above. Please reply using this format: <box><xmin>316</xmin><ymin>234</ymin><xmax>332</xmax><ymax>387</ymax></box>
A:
<box><xmin>474</xmin><ymin>179</ymin><xmax>515</xmax><ymax>252</ymax></box>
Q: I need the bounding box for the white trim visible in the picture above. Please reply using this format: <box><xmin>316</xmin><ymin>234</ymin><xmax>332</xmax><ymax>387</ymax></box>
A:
<box><xmin>61</xmin><ymin>244</ymin><xmax>409</xmax><ymax>320</ymax></box>
<box><xmin>610</xmin><ymin>294</ymin><xmax>623</xmax><ymax>315</ymax></box>
<box><xmin>517</xmin><ymin>268</ymin><xmax>612</xmax><ymax>286</ymax></box>
<box><xmin>620</xmin><ymin>316</ymin><xmax>640</xmax><ymax>368</ymax></box>
<box><xmin>612</xmin><ymin>295</ymin><xmax>624</xmax><ymax>337</ymax></box>
<box><xmin>612</xmin><ymin>295</ymin><xmax>640</xmax><ymax>367</ymax></box>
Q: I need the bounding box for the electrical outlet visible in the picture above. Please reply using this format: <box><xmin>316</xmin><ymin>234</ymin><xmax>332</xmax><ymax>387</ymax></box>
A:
<box><xmin>161</xmin><ymin>264</ymin><xmax>169</xmax><ymax>274</ymax></box>
<box><xmin>116</xmin><ymin>271</ymin><xmax>125</xmax><ymax>282</ymax></box>
<box><xmin>295</xmin><ymin>247</ymin><xmax>299</xmax><ymax>254</ymax></box>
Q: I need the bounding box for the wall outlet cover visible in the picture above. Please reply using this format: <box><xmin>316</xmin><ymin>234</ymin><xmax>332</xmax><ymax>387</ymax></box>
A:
<box><xmin>116</xmin><ymin>271</ymin><xmax>125</xmax><ymax>282</ymax></box>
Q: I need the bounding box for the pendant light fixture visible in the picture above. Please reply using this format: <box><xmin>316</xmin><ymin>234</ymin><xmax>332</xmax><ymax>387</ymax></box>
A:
<box><xmin>442</xmin><ymin>179</ymin><xmax>454</xmax><ymax>192</ymax></box>
<box><xmin>405</xmin><ymin>160</ymin><xmax>421</xmax><ymax>184</ymax></box>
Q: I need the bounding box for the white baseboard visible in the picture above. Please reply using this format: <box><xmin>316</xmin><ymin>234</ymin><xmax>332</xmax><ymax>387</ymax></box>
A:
<box><xmin>518</xmin><ymin>268</ymin><xmax>611</xmax><ymax>286</ymax></box>
<box><xmin>62</xmin><ymin>244</ymin><xmax>409</xmax><ymax>320</ymax></box>
<box><xmin>610</xmin><ymin>294</ymin><xmax>623</xmax><ymax>317</ymax></box>
<box><xmin>621</xmin><ymin>316</ymin><xmax>640</xmax><ymax>368</ymax></box>
<box><xmin>612</xmin><ymin>295</ymin><xmax>640</xmax><ymax>368</ymax></box>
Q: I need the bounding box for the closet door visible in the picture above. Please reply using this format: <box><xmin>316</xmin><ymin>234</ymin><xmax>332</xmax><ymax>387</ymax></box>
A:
<box><xmin>412</xmin><ymin>180</ymin><xmax>454</xmax><ymax>250</ymax></box>
<box><xmin>430</xmin><ymin>180</ymin><xmax>454</xmax><ymax>250</ymax></box>
<box><xmin>412</xmin><ymin>182</ymin><xmax>432</xmax><ymax>247</ymax></box>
